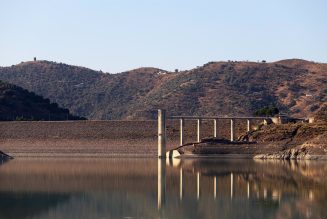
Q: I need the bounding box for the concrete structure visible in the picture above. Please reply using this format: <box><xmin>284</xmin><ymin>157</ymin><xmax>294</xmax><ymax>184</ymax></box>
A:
<box><xmin>197</xmin><ymin>119</ymin><xmax>202</xmax><ymax>143</ymax></box>
<box><xmin>309</xmin><ymin>117</ymin><xmax>315</xmax><ymax>123</ymax></box>
<box><xmin>214</xmin><ymin>119</ymin><xmax>218</xmax><ymax>137</ymax></box>
<box><xmin>169</xmin><ymin>116</ymin><xmax>270</xmax><ymax>144</ymax></box>
<box><xmin>180</xmin><ymin>118</ymin><xmax>184</xmax><ymax>146</ymax></box>
<box><xmin>247</xmin><ymin>119</ymin><xmax>251</xmax><ymax>132</ymax></box>
<box><xmin>159</xmin><ymin>110</ymin><xmax>273</xmax><ymax>154</ymax></box>
<box><xmin>158</xmin><ymin>110</ymin><xmax>307</xmax><ymax>155</ymax></box>
<box><xmin>271</xmin><ymin>114</ymin><xmax>306</xmax><ymax>124</ymax></box>
<box><xmin>158</xmin><ymin>109</ymin><xmax>166</xmax><ymax>158</ymax></box>
<box><xmin>230</xmin><ymin>119</ymin><xmax>235</xmax><ymax>142</ymax></box>
<box><xmin>166</xmin><ymin>149</ymin><xmax>180</xmax><ymax>158</ymax></box>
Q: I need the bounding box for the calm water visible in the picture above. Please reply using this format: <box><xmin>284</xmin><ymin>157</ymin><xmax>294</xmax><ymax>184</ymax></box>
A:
<box><xmin>0</xmin><ymin>158</ymin><xmax>326</xmax><ymax>219</ymax></box>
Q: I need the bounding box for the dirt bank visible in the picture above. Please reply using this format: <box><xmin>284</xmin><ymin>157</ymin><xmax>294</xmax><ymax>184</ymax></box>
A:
<box><xmin>0</xmin><ymin>119</ymin><xmax>259</xmax><ymax>157</ymax></box>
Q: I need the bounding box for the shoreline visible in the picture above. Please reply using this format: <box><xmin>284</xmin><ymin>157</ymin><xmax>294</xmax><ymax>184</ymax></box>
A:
<box><xmin>1</xmin><ymin>120</ymin><xmax>326</xmax><ymax>161</ymax></box>
<box><xmin>6</xmin><ymin>153</ymin><xmax>327</xmax><ymax>161</ymax></box>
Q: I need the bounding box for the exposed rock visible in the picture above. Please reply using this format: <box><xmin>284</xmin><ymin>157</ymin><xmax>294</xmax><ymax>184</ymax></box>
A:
<box><xmin>0</xmin><ymin>151</ymin><xmax>13</xmax><ymax>160</ymax></box>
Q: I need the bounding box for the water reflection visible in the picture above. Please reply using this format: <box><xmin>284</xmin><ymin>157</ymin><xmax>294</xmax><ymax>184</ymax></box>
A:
<box><xmin>158</xmin><ymin>159</ymin><xmax>166</xmax><ymax>210</ymax></box>
<box><xmin>0</xmin><ymin>158</ymin><xmax>326</xmax><ymax>219</ymax></box>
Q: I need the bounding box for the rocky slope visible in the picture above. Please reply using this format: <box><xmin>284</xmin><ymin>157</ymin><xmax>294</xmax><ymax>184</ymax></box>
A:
<box><xmin>0</xmin><ymin>59</ymin><xmax>325</xmax><ymax>119</ymax></box>
<box><xmin>252</xmin><ymin>104</ymin><xmax>327</xmax><ymax>159</ymax></box>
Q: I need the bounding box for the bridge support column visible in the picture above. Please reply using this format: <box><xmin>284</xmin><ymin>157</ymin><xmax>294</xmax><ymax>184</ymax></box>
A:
<box><xmin>158</xmin><ymin>109</ymin><xmax>166</xmax><ymax>158</ymax></box>
<box><xmin>213</xmin><ymin>119</ymin><xmax>217</xmax><ymax>138</ymax></box>
<box><xmin>180</xmin><ymin>118</ymin><xmax>184</xmax><ymax>146</ymax></box>
<box><xmin>230</xmin><ymin>119</ymin><xmax>235</xmax><ymax>142</ymax></box>
<box><xmin>247</xmin><ymin>119</ymin><xmax>251</xmax><ymax>132</ymax></box>
<box><xmin>197</xmin><ymin>119</ymin><xmax>202</xmax><ymax>143</ymax></box>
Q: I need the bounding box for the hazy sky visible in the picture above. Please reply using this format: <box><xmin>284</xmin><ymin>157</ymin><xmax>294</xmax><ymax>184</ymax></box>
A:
<box><xmin>0</xmin><ymin>0</ymin><xmax>326</xmax><ymax>72</ymax></box>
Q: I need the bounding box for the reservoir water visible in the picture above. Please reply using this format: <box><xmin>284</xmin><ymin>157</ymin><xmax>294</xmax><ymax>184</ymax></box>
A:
<box><xmin>0</xmin><ymin>158</ymin><xmax>326</xmax><ymax>219</ymax></box>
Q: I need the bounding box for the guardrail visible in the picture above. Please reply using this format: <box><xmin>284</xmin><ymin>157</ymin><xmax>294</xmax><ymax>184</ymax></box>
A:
<box><xmin>157</xmin><ymin>109</ymin><xmax>271</xmax><ymax>158</ymax></box>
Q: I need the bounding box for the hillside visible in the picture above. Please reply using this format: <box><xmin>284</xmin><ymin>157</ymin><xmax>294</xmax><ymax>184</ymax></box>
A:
<box><xmin>0</xmin><ymin>80</ymin><xmax>83</xmax><ymax>121</ymax></box>
<box><xmin>0</xmin><ymin>59</ymin><xmax>326</xmax><ymax>120</ymax></box>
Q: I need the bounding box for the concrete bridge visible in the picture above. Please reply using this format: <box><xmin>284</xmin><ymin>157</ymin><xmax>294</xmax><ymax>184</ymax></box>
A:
<box><xmin>158</xmin><ymin>109</ymin><xmax>274</xmax><ymax>158</ymax></box>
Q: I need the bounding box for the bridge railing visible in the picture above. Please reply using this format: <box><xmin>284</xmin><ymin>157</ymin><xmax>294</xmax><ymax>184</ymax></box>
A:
<box><xmin>157</xmin><ymin>109</ymin><xmax>271</xmax><ymax>158</ymax></box>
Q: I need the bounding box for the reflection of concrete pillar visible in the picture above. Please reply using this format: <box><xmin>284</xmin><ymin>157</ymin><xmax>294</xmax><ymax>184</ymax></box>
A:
<box><xmin>263</xmin><ymin>188</ymin><xmax>267</xmax><ymax>199</ymax></box>
<box><xmin>158</xmin><ymin>159</ymin><xmax>166</xmax><ymax>210</ymax></box>
<box><xmin>197</xmin><ymin>119</ymin><xmax>201</xmax><ymax>143</ymax></box>
<box><xmin>230</xmin><ymin>119</ymin><xmax>235</xmax><ymax>142</ymax></box>
<box><xmin>309</xmin><ymin>190</ymin><xmax>314</xmax><ymax>201</ymax></box>
<box><xmin>158</xmin><ymin>110</ymin><xmax>166</xmax><ymax>158</ymax></box>
<box><xmin>197</xmin><ymin>172</ymin><xmax>200</xmax><ymax>200</ymax></box>
<box><xmin>180</xmin><ymin>118</ymin><xmax>184</xmax><ymax>146</ymax></box>
<box><xmin>230</xmin><ymin>172</ymin><xmax>233</xmax><ymax>199</ymax></box>
<box><xmin>247</xmin><ymin>119</ymin><xmax>251</xmax><ymax>132</ymax></box>
<box><xmin>180</xmin><ymin>168</ymin><xmax>183</xmax><ymax>200</ymax></box>
<box><xmin>214</xmin><ymin>119</ymin><xmax>217</xmax><ymax>138</ymax></box>
<box><xmin>247</xmin><ymin>182</ymin><xmax>250</xmax><ymax>199</ymax></box>
<box><xmin>272</xmin><ymin>190</ymin><xmax>279</xmax><ymax>201</ymax></box>
<box><xmin>214</xmin><ymin>176</ymin><xmax>217</xmax><ymax>199</ymax></box>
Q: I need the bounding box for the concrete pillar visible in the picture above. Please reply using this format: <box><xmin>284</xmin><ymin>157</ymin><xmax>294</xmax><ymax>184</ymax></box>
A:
<box><xmin>180</xmin><ymin>118</ymin><xmax>184</xmax><ymax>146</ymax></box>
<box><xmin>197</xmin><ymin>119</ymin><xmax>202</xmax><ymax>143</ymax></box>
<box><xmin>247</xmin><ymin>119</ymin><xmax>251</xmax><ymax>132</ymax></box>
<box><xmin>197</xmin><ymin>172</ymin><xmax>200</xmax><ymax>200</ymax></box>
<box><xmin>230</xmin><ymin>119</ymin><xmax>235</xmax><ymax>142</ymax></box>
<box><xmin>180</xmin><ymin>168</ymin><xmax>183</xmax><ymax>200</ymax></box>
<box><xmin>213</xmin><ymin>119</ymin><xmax>217</xmax><ymax>138</ymax></box>
<box><xmin>230</xmin><ymin>172</ymin><xmax>233</xmax><ymax>199</ymax></box>
<box><xmin>158</xmin><ymin>109</ymin><xmax>166</xmax><ymax>158</ymax></box>
<box><xmin>158</xmin><ymin>159</ymin><xmax>166</xmax><ymax>210</ymax></box>
<box><xmin>214</xmin><ymin>176</ymin><xmax>217</xmax><ymax>199</ymax></box>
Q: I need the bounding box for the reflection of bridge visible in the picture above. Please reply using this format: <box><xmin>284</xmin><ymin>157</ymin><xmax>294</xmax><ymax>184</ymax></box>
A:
<box><xmin>157</xmin><ymin>159</ymin><xmax>286</xmax><ymax>210</ymax></box>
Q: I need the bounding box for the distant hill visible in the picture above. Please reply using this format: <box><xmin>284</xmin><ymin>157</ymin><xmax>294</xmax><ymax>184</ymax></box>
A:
<box><xmin>0</xmin><ymin>80</ymin><xmax>83</xmax><ymax>121</ymax></box>
<box><xmin>0</xmin><ymin>59</ymin><xmax>325</xmax><ymax>120</ymax></box>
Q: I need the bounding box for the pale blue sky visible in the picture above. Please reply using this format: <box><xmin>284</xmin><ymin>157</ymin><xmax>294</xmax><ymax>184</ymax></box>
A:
<box><xmin>0</xmin><ymin>0</ymin><xmax>326</xmax><ymax>72</ymax></box>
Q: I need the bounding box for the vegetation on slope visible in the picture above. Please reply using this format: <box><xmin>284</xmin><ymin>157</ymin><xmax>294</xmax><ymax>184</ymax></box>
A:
<box><xmin>0</xmin><ymin>80</ymin><xmax>83</xmax><ymax>121</ymax></box>
<box><xmin>0</xmin><ymin>59</ymin><xmax>325</xmax><ymax>120</ymax></box>
<box><xmin>254</xmin><ymin>106</ymin><xmax>279</xmax><ymax>117</ymax></box>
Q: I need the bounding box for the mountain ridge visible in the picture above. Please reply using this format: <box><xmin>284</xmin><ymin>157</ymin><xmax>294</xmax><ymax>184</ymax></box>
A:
<box><xmin>0</xmin><ymin>59</ymin><xmax>325</xmax><ymax>120</ymax></box>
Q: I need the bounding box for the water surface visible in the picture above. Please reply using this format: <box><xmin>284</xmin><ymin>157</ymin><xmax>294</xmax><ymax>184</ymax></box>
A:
<box><xmin>0</xmin><ymin>158</ymin><xmax>326</xmax><ymax>219</ymax></box>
